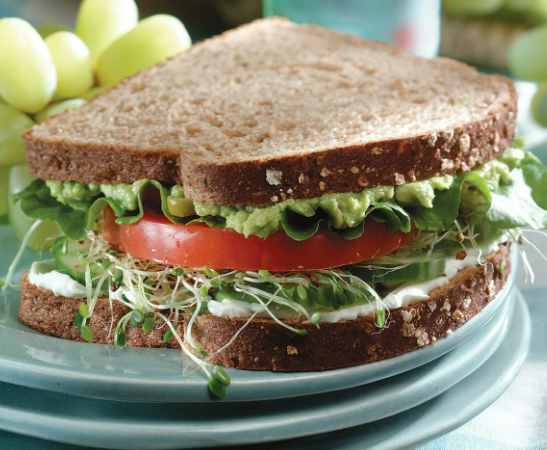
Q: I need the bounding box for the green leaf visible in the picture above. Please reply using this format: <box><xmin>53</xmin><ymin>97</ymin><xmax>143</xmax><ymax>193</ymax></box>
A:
<box><xmin>142</xmin><ymin>316</ymin><xmax>156</xmax><ymax>333</ymax></box>
<box><xmin>279</xmin><ymin>284</ymin><xmax>296</xmax><ymax>302</ymax></box>
<box><xmin>78</xmin><ymin>302</ymin><xmax>91</xmax><ymax>319</ymax></box>
<box><xmin>328</xmin><ymin>221</ymin><xmax>364</xmax><ymax>240</ymax></box>
<box><xmin>114</xmin><ymin>329</ymin><xmax>126</xmax><ymax>349</ymax></box>
<box><xmin>196</xmin><ymin>346</ymin><xmax>208</xmax><ymax>358</ymax></box>
<box><xmin>310</xmin><ymin>312</ymin><xmax>322</xmax><ymax>324</ymax></box>
<box><xmin>163</xmin><ymin>328</ymin><xmax>174</xmax><ymax>343</ymax></box>
<box><xmin>190</xmin><ymin>216</ymin><xmax>226</xmax><ymax>229</ymax></box>
<box><xmin>281</xmin><ymin>208</ymin><xmax>323</xmax><ymax>241</ymax></box>
<box><xmin>411</xmin><ymin>172</ymin><xmax>491</xmax><ymax>231</ymax></box>
<box><xmin>81</xmin><ymin>325</ymin><xmax>94</xmax><ymax>342</ymax></box>
<box><xmin>16</xmin><ymin>151</ymin><xmax>547</xmax><ymax>244</ymax></box>
<box><xmin>86</xmin><ymin>197</ymin><xmax>126</xmax><ymax>230</ymax></box>
<box><xmin>129</xmin><ymin>309</ymin><xmax>144</xmax><ymax>328</ymax></box>
<box><xmin>281</xmin><ymin>202</ymin><xmax>412</xmax><ymax>241</ymax></box>
<box><xmin>13</xmin><ymin>179</ymin><xmax>413</xmax><ymax>242</ymax></box>
<box><xmin>16</xmin><ymin>180</ymin><xmax>87</xmax><ymax>240</ymax></box>
<box><xmin>486</xmin><ymin>168</ymin><xmax>547</xmax><ymax>229</ymax></box>
<box><xmin>73</xmin><ymin>312</ymin><xmax>83</xmax><ymax>328</ymax></box>
<box><xmin>367</xmin><ymin>202</ymin><xmax>412</xmax><ymax>234</ymax></box>
<box><xmin>214</xmin><ymin>365</ymin><xmax>231</xmax><ymax>386</ymax></box>
<box><xmin>14</xmin><ymin>179</ymin><xmax>188</xmax><ymax>241</ymax></box>
<box><xmin>333</xmin><ymin>287</ymin><xmax>348</xmax><ymax>308</ymax></box>
<box><xmin>110</xmin><ymin>180</ymin><xmax>186</xmax><ymax>226</ymax></box>
<box><xmin>208</xmin><ymin>377</ymin><xmax>227</xmax><ymax>398</ymax></box>
<box><xmin>521</xmin><ymin>153</ymin><xmax>547</xmax><ymax>210</ymax></box>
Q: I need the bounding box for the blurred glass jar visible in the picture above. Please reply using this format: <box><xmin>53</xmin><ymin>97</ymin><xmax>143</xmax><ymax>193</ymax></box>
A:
<box><xmin>263</xmin><ymin>0</ymin><xmax>440</xmax><ymax>57</ymax></box>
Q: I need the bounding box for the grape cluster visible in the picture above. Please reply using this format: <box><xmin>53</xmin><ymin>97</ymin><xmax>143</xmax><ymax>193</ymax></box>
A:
<box><xmin>0</xmin><ymin>0</ymin><xmax>192</xmax><ymax>249</ymax></box>
<box><xmin>443</xmin><ymin>0</ymin><xmax>547</xmax><ymax>19</ymax></box>
<box><xmin>509</xmin><ymin>26</ymin><xmax>547</xmax><ymax>128</ymax></box>
<box><xmin>443</xmin><ymin>0</ymin><xmax>547</xmax><ymax>128</ymax></box>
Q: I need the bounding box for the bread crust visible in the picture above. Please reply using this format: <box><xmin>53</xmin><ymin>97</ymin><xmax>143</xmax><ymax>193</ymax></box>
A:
<box><xmin>19</xmin><ymin>245</ymin><xmax>510</xmax><ymax>371</ymax></box>
<box><xmin>22</xmin><ymin>19</ymin><xmax>517</xmax><ymax>205</ymax></box>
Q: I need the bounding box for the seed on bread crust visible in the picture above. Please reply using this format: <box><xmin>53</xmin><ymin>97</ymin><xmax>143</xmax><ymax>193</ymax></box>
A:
<box><xmin>442</xmin><ymin>129</ymin><xmax>454</xmax><ymax>141</ymax></box>
<box><xmin>287</xmin><ymin>345</ymin><xmax>298</xmax><ymax>355</ymax></box>
<box><xmin>320</xmin><ymin>168</ymin><xmax>332</xmax><ymax>177</ymax></box>
<box><xmin>427</xmin><ymin>133</ymin><xmax>437</xmax><ymax>147</ymax></box>
<box><xmin>458</xmin><ymin>134</ymin><xmax>471</xmax><ymax>153</ymax></box>
<box><xmin>402</xmin><ymin>323</ymin><xmax>416</xmax><ymax>337</ymax></box>
<box><xmin>266</xmin><ymin>169</ymin><xmax>283</xmax><ymax>185</ymax></box>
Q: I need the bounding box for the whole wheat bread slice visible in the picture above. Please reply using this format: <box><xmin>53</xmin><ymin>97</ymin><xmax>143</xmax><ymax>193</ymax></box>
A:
<box><xmin>24</xmin><ymin>18</ymin><xmax>517</xmax><ymax>205</ymax></box>
<box><xmin>19</xmin><ymin>245</ymin><xmax>509</xmax><ymax>371</ymax></box>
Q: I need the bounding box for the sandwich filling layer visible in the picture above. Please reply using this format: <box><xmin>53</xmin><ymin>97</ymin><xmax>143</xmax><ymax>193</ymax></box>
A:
<box><xmin>27</xmin><ymin>236</ymin><xmax>505</xmax><ymax>323</ymax></box>
<box><xmin>16</xmin><ymin>140</ymin><xmax>547</xmax><ymax>248</ymax></box>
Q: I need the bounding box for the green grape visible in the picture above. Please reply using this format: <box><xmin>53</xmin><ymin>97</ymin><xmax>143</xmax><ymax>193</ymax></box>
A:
<box><xmin>0</xmin><ymin>165</ymin><xmax>9</xmax><ymax>218</ymax></box>
<box><xmin>508</xmin><ymin>24</ymin><xmax>547</xmax><ymax>81</ymax></box>
<box><xmin>97</xmin><ymin>15</ymin><xmax>191</xmax><ymax>86</ymax></box>
<box><xmin>35</xmin><ymin>99</ymin><xmax>85</xmax><ymax>123</ymax></box>
<box><xmin>75</xmin><ymin>0</ymin><xmax>138</xmax><ymax>68</ymax></box>
<box><xmin>80</xmin><ymin>86</ymin><xmax>108</xmax><ymax>100</ymax></box>
<box><xmin>530</xmin><ymin>0</ymin><xmax>547</xmax><ymax>17</ymax></box>
<box><xmin>0</xmin><ymin>103</ymin><xmax>35</xmax><ymax>165</ymax></box>
<box><xmin>532</xmin><ymin>82</ymin><xmax>547</xmax><ymax>128</ymax></box>
<box><xmin>0</xmin><ymin>18</ymin><xmax>57</xmax><ymax>113</ymax></box>
<box><xmin>503</xmin><ymin>0</ymin><xmax>547</xmax><ymax>18</ymax></box>
<box><xmin>36</xmin><ymin>23</ymin><xmax>71</xmax><ymax>39</ymax></box>
<box><xmin>8</xmin><ymin>165</ymin><xmax>60</xmax><ymax>250</ymax></box>
<box><xmin>442</xmin><ymin>0</ymin><xmax>503</xmax><ymax>15</ymax></box>
<box><xmin>45</xmin><ymin>31</ymin><xmax>93</xmax><ymax>98</ymax></box>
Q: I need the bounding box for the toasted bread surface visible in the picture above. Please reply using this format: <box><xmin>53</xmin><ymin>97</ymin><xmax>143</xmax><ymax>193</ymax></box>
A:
<box><xmin>19</xmin><ymin>245</ymin><xmax>510</xmax><ymax>371</ymax></box>
<box><xmin>24</xmin><ymin>18</ymin><xmax>517</xmax><ymax>205</ymax></box>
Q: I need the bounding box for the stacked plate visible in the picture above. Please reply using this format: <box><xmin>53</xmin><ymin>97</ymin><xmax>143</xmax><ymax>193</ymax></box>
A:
<box><xmin>0</xmin><ymin>225</ymin><xmax>531</xmax><ymax>450</ymax></box>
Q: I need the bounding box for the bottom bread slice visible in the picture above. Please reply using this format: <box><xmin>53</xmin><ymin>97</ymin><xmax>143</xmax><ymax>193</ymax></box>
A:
<box><xmin>19</xmin><ymin>245</ymin><xmax>510</xmax><ymax>371</ymax></box>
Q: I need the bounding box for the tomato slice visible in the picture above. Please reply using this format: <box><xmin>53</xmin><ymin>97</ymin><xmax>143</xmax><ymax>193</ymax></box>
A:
<box><xmin>102</xmin><ymin>208</ymin><xmax>418</xmax><ymax>272</ymax></box>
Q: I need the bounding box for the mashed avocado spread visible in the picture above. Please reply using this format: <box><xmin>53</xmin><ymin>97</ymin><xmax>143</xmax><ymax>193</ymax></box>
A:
<box><xmin>46</xmin><ymin>179</ymin><xmax>151</xmax><ymax>211</ymax></box>
<box><xmin>45</xmin><ymin>150</ymin><xmax>524</xmax><ymax>238</ymax></box>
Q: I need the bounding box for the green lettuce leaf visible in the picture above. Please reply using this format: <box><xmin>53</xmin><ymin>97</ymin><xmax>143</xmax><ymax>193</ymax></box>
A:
<box><xmin>486</xmin><ymin>168</ymin><xmax>547</xmax><ymax>229</ymax></box>
<box><xmin>521</xmin><ymin>152</ymin><xmax>547</xmax><ymax>210</ymax></box>
<box><xmin>328</xmin><ymin>221</ymin><xmax>365</xmax><ymax>240</ymax></box>
<box><xmin>16</xmin><ymin>180</ymin><xmax>88</xmax><ymax>240</ymax></box>
<box><xmin>15</xmin><ymin>179</ymin><xmax>183</xmax><ymax>241</ymax></box>
<box><xmin>368</xmin><ymin>202</ymin><xmax>412</xmax><ymax>234</ymax></box>
<box><xmin>410</xmin><ymin>172</ymin><xmax>491</xmax><ymax>231</ymax></box>
<box><xmin>280</xmin><ymin>202</ymin><xmax>411</xmax><ymax>241</ymax></box>
<box><xmin>281</xmin><ymin>209</ymin><xmax>325</xmax><ymax>241</ymax></box>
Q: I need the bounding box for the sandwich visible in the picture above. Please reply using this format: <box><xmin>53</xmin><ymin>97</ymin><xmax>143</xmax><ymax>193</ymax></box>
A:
<box><xmin>9</xmin><ymin>18</ymin><xmax>547</xmax><ymax>397</ymax></box>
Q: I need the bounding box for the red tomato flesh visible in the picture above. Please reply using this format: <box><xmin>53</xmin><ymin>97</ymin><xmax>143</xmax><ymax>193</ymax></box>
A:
<box><xmin>102</xmin><ymin>208</ymin><xmax>418</xmax><ymax>272</ymax></box>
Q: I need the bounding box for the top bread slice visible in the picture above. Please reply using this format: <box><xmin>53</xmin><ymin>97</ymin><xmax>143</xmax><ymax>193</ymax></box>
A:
<box><xmin>24</xmin><ymin>18</ymin><xmax>517</xmax><ymax>205</ymax></box>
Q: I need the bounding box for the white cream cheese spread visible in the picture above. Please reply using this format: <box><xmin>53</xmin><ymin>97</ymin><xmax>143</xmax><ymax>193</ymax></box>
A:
<box><xmin>28</xmin><ymin>260</ymin><xmax>87</xmax><ymax>299</ymax></box>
